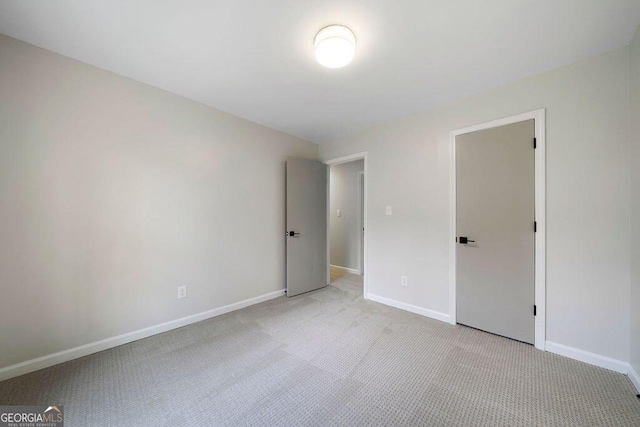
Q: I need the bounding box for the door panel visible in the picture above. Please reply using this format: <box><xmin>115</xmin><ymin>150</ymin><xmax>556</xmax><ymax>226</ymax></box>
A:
<box><xmin>456</xmin><ymin>120</ymin><xmax>535</xmax><ymax>344</ymax></box>
<box><xmin>286</xmin><ymin>158</ymin><xmax>327</xmax><ymax>297</ymax></box>
<box><xmin>359</xmin><ymin>172</ymin><xmax>364</xmax><ymax>274</ymax></box>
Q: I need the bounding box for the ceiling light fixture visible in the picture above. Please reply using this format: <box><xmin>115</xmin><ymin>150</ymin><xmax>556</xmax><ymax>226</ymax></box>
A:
<box><xmin>314</xmin><ymin>25</ymin><xmax>356</xmax><ymax>69</ymax></box>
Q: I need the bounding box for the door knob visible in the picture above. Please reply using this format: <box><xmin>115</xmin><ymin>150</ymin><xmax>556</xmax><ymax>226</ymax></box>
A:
<box><xmin>287</xmin><ymin>231</ymin><xmax>301</xmax><ymax>237</ymax></box>
<box><xmin>458</xmin><ymin>236</ymin><xmax>475</xmax><ymax>244</ymax></box>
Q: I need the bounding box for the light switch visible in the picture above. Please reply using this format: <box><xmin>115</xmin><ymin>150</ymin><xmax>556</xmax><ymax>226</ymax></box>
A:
<box><xmin>386</xmin><ymin>206</ymin><xmax>392</xmax><ymax>216</ymax></box>
<box><xmin>336</xmin><ymin>210</ymin><xmax>341</xmax><ymax>217</ymax></box>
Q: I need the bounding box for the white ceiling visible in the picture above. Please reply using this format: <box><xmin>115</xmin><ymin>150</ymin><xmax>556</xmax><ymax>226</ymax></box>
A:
<box><xmin>1</xmin><ymin>1</ymin><xmax>639</xmax><ymax>143</ymax></box>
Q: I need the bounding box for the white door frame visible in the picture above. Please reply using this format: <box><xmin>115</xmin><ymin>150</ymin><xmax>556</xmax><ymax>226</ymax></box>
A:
<box><xmin>325</xmin><ymin>152</ymin><xmax>368</xmax><ymax>298</ymax></box>
<box><xmin>357</xmin><ymin>170</ymin><xmax>365</xmax><ymax>275</ymax></box>
<box><xmin>449</xmin><ymin>109</ymin><xmax>546</xmax><ymax>350</ymax></box>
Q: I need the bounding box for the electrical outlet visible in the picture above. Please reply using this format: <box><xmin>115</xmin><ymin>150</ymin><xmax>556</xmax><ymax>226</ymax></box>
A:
<box><xmin>401</xmin><ymin>276</ymin><xmax>408</xmax><ymax>287</ymax></box>
<box><xmin>177</xmin><ymin>285</ymin><xmax>187</xmax><ymax>299</ymax></box>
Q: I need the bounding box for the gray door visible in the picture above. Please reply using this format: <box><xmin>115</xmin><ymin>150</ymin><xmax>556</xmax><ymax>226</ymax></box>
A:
<box><xmin>286</xmin><ymin>158</ymin><xmax>328</xmax><ymax>297</ymax></box>
<box><xmin>359</xmin><ymin>172</ymin><xmax>365</xmax><ymax>274</ymax></box>
<box><xmin>456</xmin><ymin>120</ymin><xmax>535</xmax><ymax>344</ymax></box>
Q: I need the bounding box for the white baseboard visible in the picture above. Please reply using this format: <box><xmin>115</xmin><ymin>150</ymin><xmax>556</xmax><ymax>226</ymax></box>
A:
<box><xmin>330</xmin><ymin>264</ymin><xmax>361</xmax><ymax>275</ymax></box>
<box><xmin>545</xmin><ymin>341</ymin><xmax>628</xmax><ymax>374</ymax></box>
<box><xmin>367</xmin><ymin>293</ymin><xmax>451</xmax><ymax>323</ymax></box>
<box><xmin>0</xmin><ymin>289</ymin><xmax>285</xmax><ymax>382</ymax></box>
<box><xmin>628</xmin><ymin>363</ymin><xmax>640</xmax><ymax>393</ymax></box>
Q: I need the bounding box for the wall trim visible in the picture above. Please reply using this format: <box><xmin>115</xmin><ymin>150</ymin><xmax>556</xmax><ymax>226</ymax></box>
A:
<box><xmin>545</xmin><ymin>341</ymin><xmax>628</xmax><ymax>374</ymax></box>
<box><xmin>628</xmin><ymin>363</ymin><xmax>640</xmax><ymax>393</ymax></box>
<box><xmin>368</xmin><ymin>293</ymin><xmax>451</xmax><ymax>323</ymax></box>
<box><xmin>0</xmin><ymin>289</ymin><xmax>285</xmax><ymax>382</ymax></box>
<box><xmin>449</xmin><ymin>108</ymin><xmax>546</xmax><ymax>351</ymax></box>
<box><xmin>330</xmin><ymin>264</ymin><xmax>361</xmax><ymax>275</ymax></box>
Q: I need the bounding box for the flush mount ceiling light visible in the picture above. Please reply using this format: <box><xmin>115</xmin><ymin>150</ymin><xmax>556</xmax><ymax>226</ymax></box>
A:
<box><xmin>314</xmin><ymin>25</ymin><xmax>356</xmax><ymax>68</ymax></box>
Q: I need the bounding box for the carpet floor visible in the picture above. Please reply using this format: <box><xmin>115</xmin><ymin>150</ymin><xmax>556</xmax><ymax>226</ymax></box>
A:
<box><xmin>1</xmin><ymin>272</ymin><xmax>639</xmax><ymax>426</ymax></box>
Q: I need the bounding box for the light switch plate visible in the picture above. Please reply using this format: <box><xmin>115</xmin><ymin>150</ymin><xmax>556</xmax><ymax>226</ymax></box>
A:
<box><xmin>386</xmin><ymin>206</ymin><xmax>392</xmax><ymax>216</ymax></box>
<box><xmin>337</xmin><ymin>209</ymin><xmax>341</xmax><ymax>217</ymax></box>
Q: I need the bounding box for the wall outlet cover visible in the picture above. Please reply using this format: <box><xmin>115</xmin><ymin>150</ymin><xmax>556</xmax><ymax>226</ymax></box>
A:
<box><xmin>178</xmin><ymin>285</ymin><xmax>187</xmax><ymax>299</ymax></box>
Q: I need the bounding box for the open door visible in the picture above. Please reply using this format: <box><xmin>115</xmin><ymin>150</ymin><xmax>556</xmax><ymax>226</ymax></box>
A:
<box><xmin>286</xmin><ymin>158</ymin><xmax>328</xmax><ymax>297</ymax></box>
<box><xmin>456</xmin><ymin>119</ymin><xmax>535</xmax><ymax>344</ymax></box>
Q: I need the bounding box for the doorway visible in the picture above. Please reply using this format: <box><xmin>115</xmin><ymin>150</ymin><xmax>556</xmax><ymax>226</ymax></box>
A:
<box><xmin>450</xmin><ymin>110</ymin><xmax>546</xmax><ymax>350</ymax></box>
<box><xmin>325</xmin><ymin>153</ymin><xmax>368</xmax><ymax>297</ymax></box>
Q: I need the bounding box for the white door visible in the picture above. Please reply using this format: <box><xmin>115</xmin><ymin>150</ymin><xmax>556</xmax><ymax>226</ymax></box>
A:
<box><xmin>286</xmin><ymin>158</ymin><xmax>328</xmax><ymax>297</ymax></box>
<box><xmin>456</xmin><ymin>120</ymin><xmax>535</xmax><ymax>344</ymax></box>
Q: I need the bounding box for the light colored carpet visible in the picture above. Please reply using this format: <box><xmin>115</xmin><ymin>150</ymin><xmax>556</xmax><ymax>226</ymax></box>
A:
<box><xmin>1</xmin><ymin>273</ymin><xmax>639</xmax><ymax>426</ymax></box>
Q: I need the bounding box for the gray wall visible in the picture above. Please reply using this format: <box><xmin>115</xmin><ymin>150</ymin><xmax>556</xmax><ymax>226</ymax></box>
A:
<box><xmin>630</xmin><ymin>26</ymin><xmax>640</xmax><ymax>382</ymax></box>
<box><xmin>320</xmin><ymin>47</ymin><xmax>631</xmax><ymax>363</ymax></box>
<box><xmin>0</xmin><ymin>35</ymin><xmax>318</xmax><ymax>369</ymax></box>
<box><xmin>330</xmin><ymin>160</ymin><xmax>364</xmax><ymax>270</ymax></box>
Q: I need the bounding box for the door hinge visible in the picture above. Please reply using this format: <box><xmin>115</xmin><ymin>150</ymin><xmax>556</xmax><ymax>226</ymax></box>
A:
<box><xmin>533</xmin><ymin>138</ymin><xmax>537</xmax><ymax>149</ymax></box>
<box><xmin>534</xmin><ymin>305</ymin><xmax>537</xmax><ymax>316</ymax></box>
<box><xmin>534</xmin><ymin>221</ymin><xmax>537</xmax><ymax>232</ymax></box>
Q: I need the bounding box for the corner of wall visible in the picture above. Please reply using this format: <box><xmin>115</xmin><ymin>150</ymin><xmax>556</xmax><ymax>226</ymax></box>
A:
<box><xmin>629</xmin><ymin>23</ymin><xmax>640</xmax><ymax>389</ymax></box>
